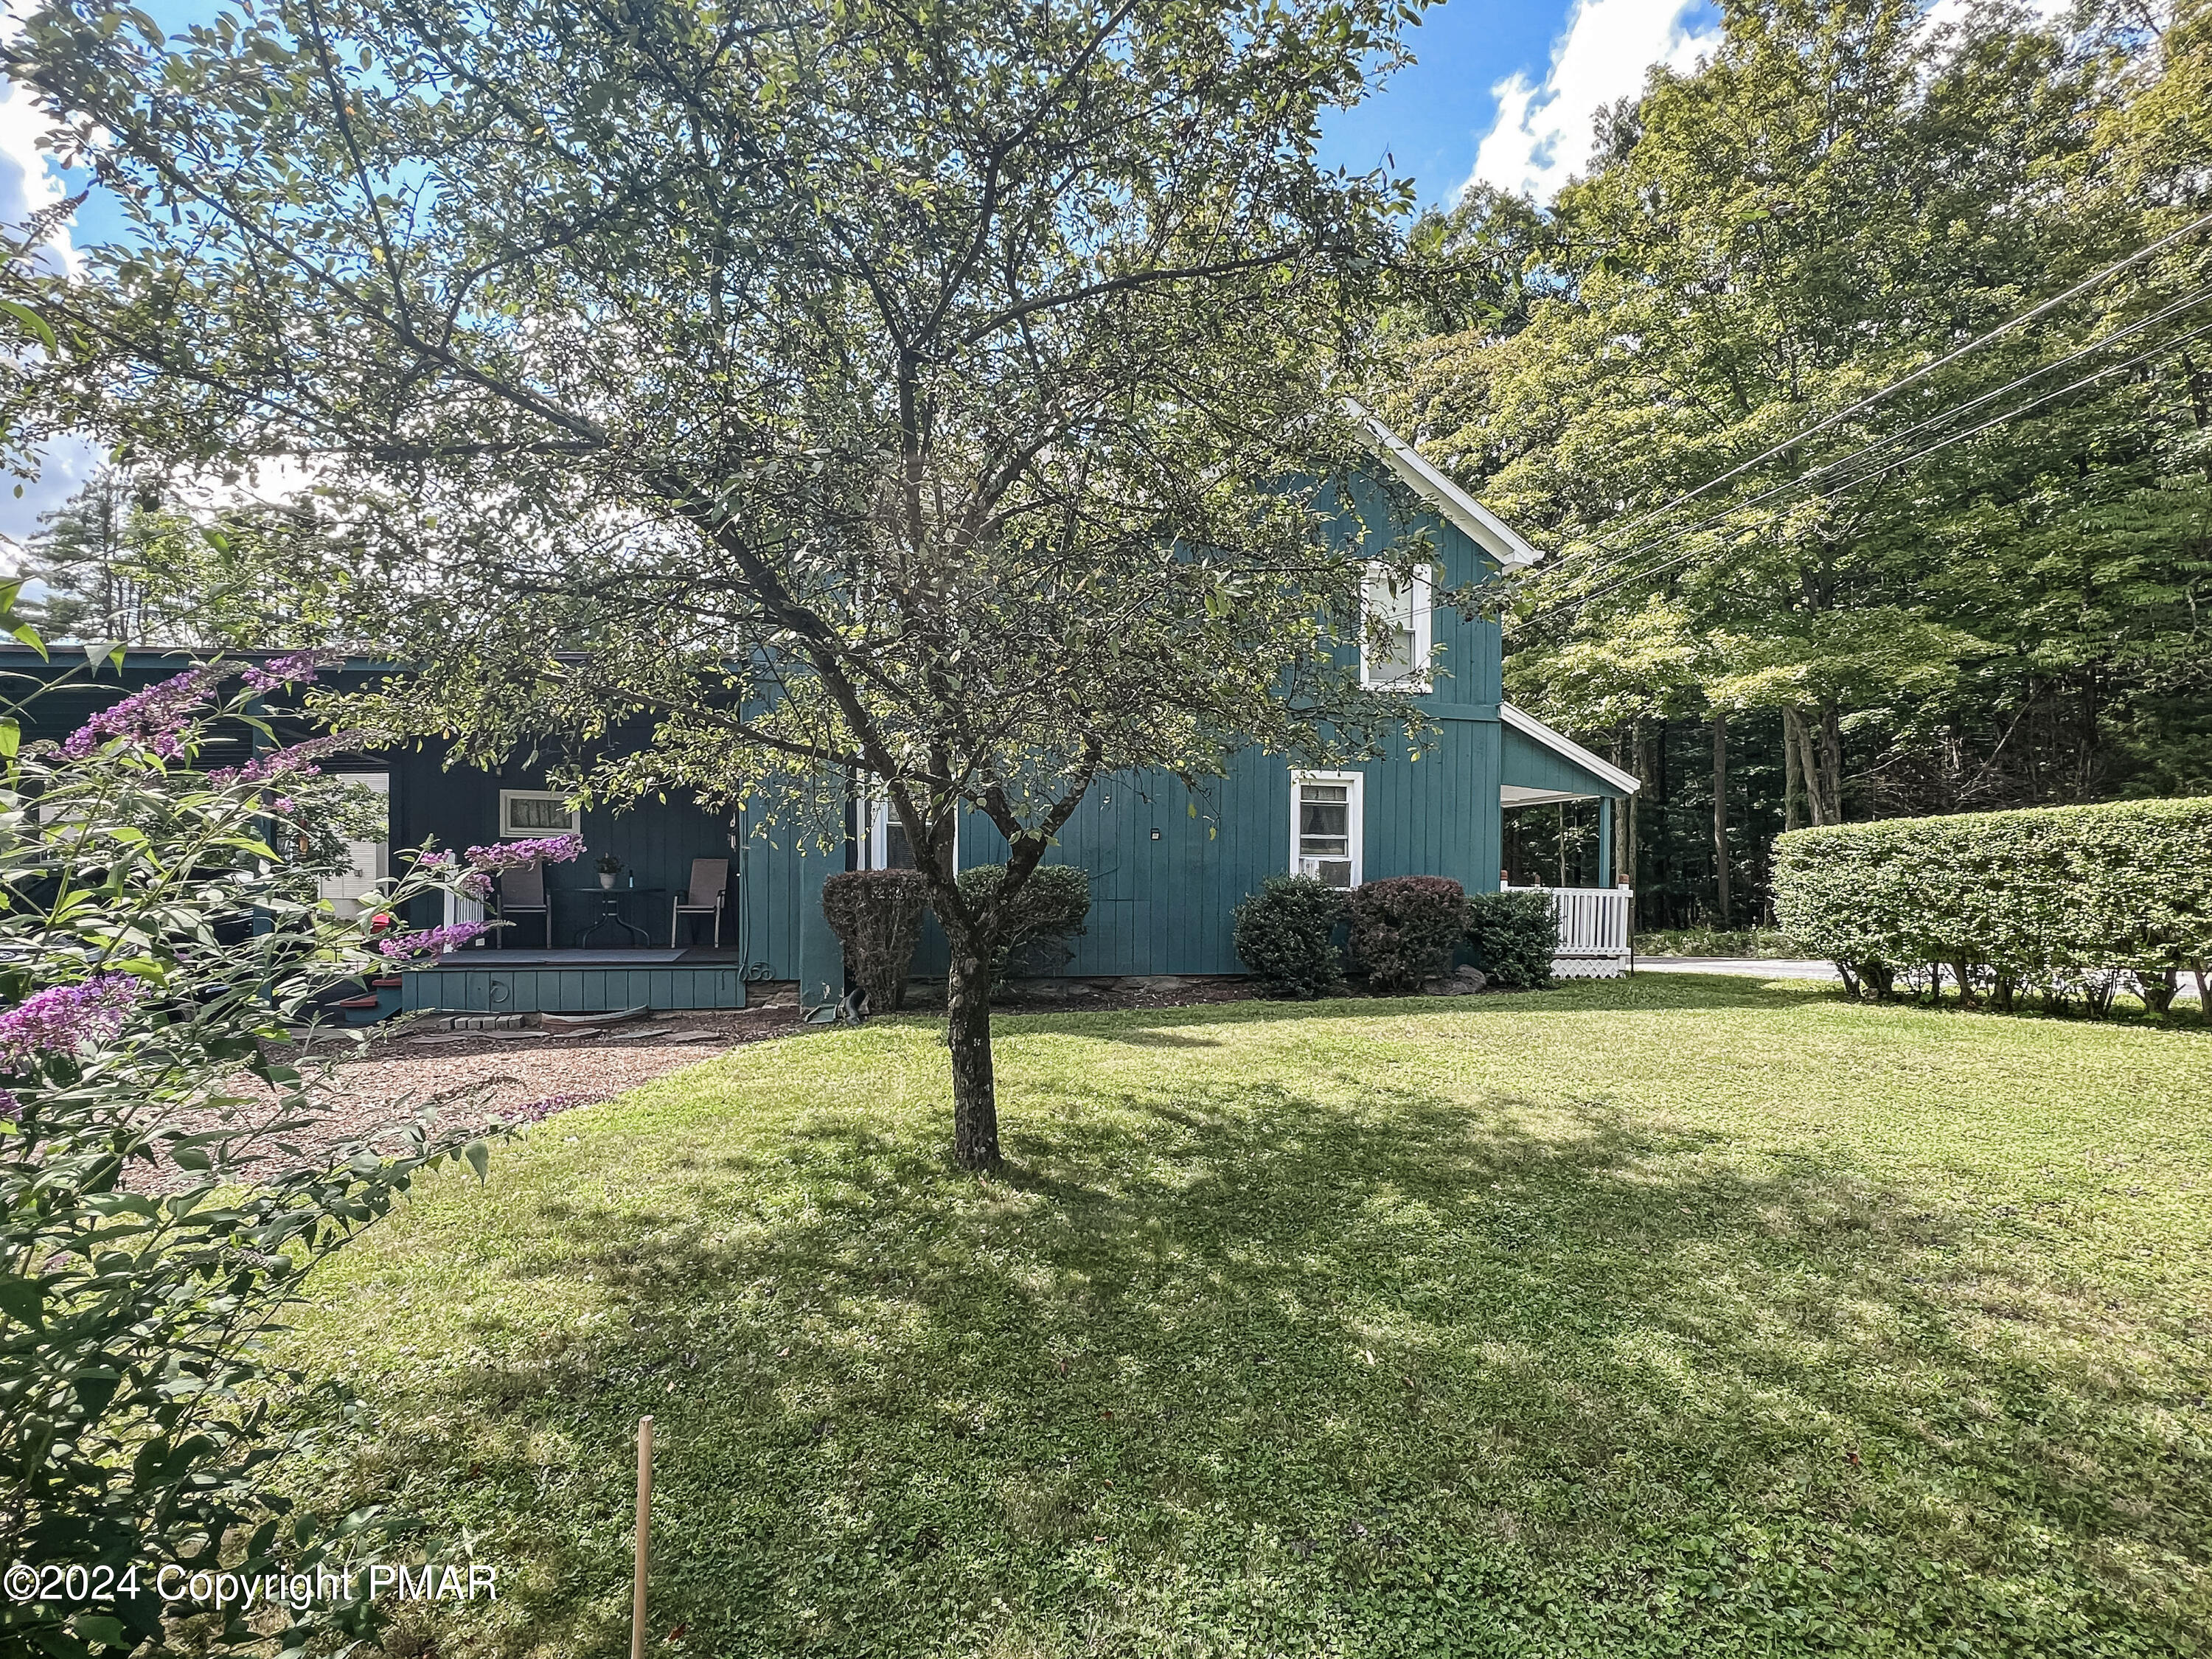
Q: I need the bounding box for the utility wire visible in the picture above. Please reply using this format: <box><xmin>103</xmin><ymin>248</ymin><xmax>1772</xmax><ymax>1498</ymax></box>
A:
<box><xmin>1565</xmin><ymin>206</ymin><xmax>2212</xmax><ymax>555</ymax></box>
<box><xmin>1550</xmin><ymin>282</ymin><xmax>2212</xmax><ymax>597</ymax></box>
<box><xmin>1517</xmin><ymin>313</ymin><xmax>2212</xmax><ymax>628</ymax></box>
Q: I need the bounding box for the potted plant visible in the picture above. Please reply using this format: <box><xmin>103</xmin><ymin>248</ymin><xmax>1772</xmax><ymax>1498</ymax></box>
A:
<box><xmin>596</xmin><ymin>852</ymin><xmax>622</xmax><ymax>890</ymax></box>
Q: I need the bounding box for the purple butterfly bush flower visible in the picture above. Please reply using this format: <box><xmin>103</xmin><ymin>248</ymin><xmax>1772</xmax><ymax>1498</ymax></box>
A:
<box><xmin>0</xmin><ymin>975</ymin><xmax>147</xmax><ymax>1068</ymax></box>
<box><xmin>239</xmin><ymin>649</ymin><xmax>338</xmax><ymax>692</ymax></box>
<box><xmin>376</xmin><ymin>921</ymin><xmax>490</xmax><ymax>960</ymax></box>
<box><xmin>206</xmin><ymin>729</ymin><xmax>366</xmax><ymax>786</ymax></box>
<box><xmin>62</xmin><ymin>664</ymin><xmax>237</xmax><ymax>759</ymax></box>
<box><xmin>0</xmin><ymin>1089</ymin><xmax>19</xmax><ymax>1122</ymax></box>
<box><xmin>465</xmin><ymin>833</ymin><xmax>585</xmax><ymax>872</ymax></box>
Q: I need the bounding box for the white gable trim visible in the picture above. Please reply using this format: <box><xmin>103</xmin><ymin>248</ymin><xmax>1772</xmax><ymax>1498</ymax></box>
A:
<box><xmin>1345</xmin><ymin>400</ymin><xmax>1542</xmax><ymax>571</ymax></box>
<box><xmin>1500</xmin><ymin>702</ymin><xmax>1641</xmax><ymax>795</ymax></box>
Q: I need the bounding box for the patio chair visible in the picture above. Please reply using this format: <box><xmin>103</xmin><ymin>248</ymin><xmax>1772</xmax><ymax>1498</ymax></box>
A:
<box><xmin>495</xmin><ymin>860</ymin><xmax>552</xmax><ymax>950</ymax></box>
<box><xmin>670</xmin><ymin>858</ymin><xmax>730</xmax><ymax>948</ymax></box>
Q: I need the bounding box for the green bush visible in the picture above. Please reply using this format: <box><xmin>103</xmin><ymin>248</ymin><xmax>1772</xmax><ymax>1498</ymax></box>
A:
<box><xmin>1772</xmin><ymin>799</ymin><xmax>2212</xmax><ymax>1015</ymax></box>
<box><xmin>1464</xmin><ymin>889</ymin><xmax>1560</xmax><ymax>990</ymax></box>
<box><xmin>821</xmin><ymin>869</ymin><xmax>932</xmax><ymax>1012</ymax></box>
<box><xmin>1346</xmin><ymin>875</ymin><xmax>1465</xmax><ymax>995</ymax></box>
<box><xmin>1232</xmin><ymin>874</ymin><xmax>1346</xmax><ymax>998</ymax></box>
<box><xmin>956</xmin><ymin>863</ymin><xmax>1091</xmax><ymax>986</ymax></box>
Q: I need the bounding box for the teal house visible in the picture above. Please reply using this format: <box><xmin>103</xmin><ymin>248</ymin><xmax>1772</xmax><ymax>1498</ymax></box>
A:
<box><xmin>7</xmin><ymin>415</ymin><xmax>1638</xmax><ymax>1015</ymax></box>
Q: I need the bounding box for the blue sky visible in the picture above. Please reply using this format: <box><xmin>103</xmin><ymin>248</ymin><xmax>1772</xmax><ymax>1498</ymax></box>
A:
<box><xmin>0</xmin><ymin>0</ymin><xmax>1726</xmax><ymax>550</ymax></box>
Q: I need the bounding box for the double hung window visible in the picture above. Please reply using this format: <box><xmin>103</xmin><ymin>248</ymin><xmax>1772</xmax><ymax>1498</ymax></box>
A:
<box><xmin>1290</xmin><ymin>771</ymin><xmax>1363</xmax><ymax>888</ymax></box>
<box><xmin>1360</xmin><ymin>562</ymin><xmax>1433</xmax><ymax>689</ymax></box>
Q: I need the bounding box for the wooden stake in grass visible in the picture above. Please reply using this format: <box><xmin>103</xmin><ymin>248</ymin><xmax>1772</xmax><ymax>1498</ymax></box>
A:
<box><xmin>630</xmin><ymin>1415</ymin><xmax>654</xmax><ymax>1659</ymax></box>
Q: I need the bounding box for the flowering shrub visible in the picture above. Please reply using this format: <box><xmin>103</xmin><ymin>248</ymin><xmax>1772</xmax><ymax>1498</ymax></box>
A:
<box><xmin>465</xmin><ymin>832</ymin><xmax>585</xmax><ymax>870</ymax></box>
<box><xmin>58</xmin><ymin>662</ymin><xmax>234</xmax><ymax>759</ymax></box>
<box><xmin>1</xmin><ymin>641</ymin><xmax>501</xmax><ymax>1657</ymax></box>
<box><xmin>378</xmin><ymin>919</ymin><xmax>492</xmax><ymax>959</ymax></box>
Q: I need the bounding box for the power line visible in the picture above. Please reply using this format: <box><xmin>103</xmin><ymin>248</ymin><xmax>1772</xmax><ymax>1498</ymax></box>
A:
<box><xmin>1565</xmin><ymin>207</ymin><xmax>2212</xmax><ymax>556</ymax></box>
<box><xmin>1551</xmin><ymin>282</ymin><xmax>2212</xmax><ymax>598</ymax></box>
<box><xmin>1518</xmin><ymin>313</ymin><xmax>2212</xmax><ymax>628</ymax></box>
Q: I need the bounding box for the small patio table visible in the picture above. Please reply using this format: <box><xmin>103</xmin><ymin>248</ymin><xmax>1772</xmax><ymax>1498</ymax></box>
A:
<box><xmin>568</xmin><ymin>887</ymin><xmax>667</xmax><ymax>949</ymax></box>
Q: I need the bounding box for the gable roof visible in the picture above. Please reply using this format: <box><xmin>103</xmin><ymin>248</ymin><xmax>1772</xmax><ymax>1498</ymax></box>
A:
<box><xmin>1501</xmin><ymin>701</ymin><xmax>1641</xmax><ymax>795</ymax></box>
<box><xmin>1346</xmin><ymin>401</ymin><xmax>1542</xmax><ymax>571</ymax></box>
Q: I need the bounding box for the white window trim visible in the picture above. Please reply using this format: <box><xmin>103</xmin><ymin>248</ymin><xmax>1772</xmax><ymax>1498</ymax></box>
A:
<box><xmin>1290</xmin><ymin>769</ymin><xmax>1364</xmax><ymax>888</ymax></box>
<box><xmin>862</xmin><ymin>793</ymin><xmax>957</xmax><ymax>873</ymax></box>
<box><xmin>497</xmin><ymin>788</ymin><xmax>580</xmax><ymax>838</ymax></box>
<box><xmin>1360</xmin><ymin>560</ymin><xmax>1434</xmax><ymax>691</ymax></box>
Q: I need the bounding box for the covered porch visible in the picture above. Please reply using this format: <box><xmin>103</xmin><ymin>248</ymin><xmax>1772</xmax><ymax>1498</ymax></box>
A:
<box><xmin>1498</xmin><ymin>703</ymin><xmax>1641</xmax><ymax>978</ymax></box>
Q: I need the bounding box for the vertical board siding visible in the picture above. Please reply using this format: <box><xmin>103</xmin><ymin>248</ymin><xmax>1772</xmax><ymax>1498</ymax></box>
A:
<box><xmin>378</xmin><ymin>474</ymin><xmax>1526</xmax><ymax>985</ymax></box>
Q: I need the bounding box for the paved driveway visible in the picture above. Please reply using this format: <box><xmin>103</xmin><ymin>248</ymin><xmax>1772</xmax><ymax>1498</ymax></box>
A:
<box><xmin>1631</xmin><ymin>956</ymin><xmax>2202</xmax><ymax>1003</ymax></box>
<box><xmin>1633</xmin><ymin>956</ymin><xmax>1841</xmax><ymax>981</ymax></box>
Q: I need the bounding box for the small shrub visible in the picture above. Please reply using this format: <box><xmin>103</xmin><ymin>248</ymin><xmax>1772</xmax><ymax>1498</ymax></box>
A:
<box><xmin>1232</xmin><ymin>874</ymin><xmax>1346</xmax><ymax>998</ymax></box>
<box><xmin>958</xmin><ymin>863</ymin><xmax>1091</xmax><ymax>986</ymax></box>
<box><xmin>1346</xmin><ymin>875</ymin><xmax>1464</xmax><ymax>995</ymax></box>
<box><xmin>1465</xmin><ymin>890</ymin><xmax>1560</xmax><ymax>990</ymax></box>
<box><xmin>821</xmin><ymin>869</ymin><xmax>932</xmax><ymax>1012</ymax></box>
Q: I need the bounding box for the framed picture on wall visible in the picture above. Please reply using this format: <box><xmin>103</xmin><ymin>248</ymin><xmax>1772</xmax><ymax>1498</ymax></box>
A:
<box><xmin>498</xmin><ymin>789</ymin><xmax>581</xmax><ymax>838</ymax></box>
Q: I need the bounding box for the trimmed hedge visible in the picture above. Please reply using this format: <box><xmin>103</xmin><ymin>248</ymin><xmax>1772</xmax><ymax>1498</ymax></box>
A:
<box><xmin>821</xmin><ymin>869</ymin><xmax>931</xmax><ymax>1012</ymax></box>
<box><xmin>1346</xmin><ymin>875</ymin><xmax>1465</xmax><ymax>994</ymax></box>
<box><xmin>1464</xmin><ymin>890</ymin><xmax>1559</xmax><ymax>990</ymax></box>
<box><xmin>1772</xmin><ymin>798</ymin><xmax>2212</xmax><ymax>1015</ymax></box>
<box><xmin>957</xmin><ymin>863</ymin><xmax>1091</xmax><ymax>987</ymax></box>
<box><xmin>1232</xmin><ymin>874</ymin><xmax>1347</xmax><ymax>998</ymax></box>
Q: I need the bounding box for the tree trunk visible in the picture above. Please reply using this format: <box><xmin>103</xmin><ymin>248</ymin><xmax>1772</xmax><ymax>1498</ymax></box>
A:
<box><xmin>1820</xmin><ymin>704</ymin><xmax>1845</xmax><ymax>822</ymax></box>
<box><xmin>1783</xmin><ymin>708</ymin><xmax>1804</xmax><ymax>832</ymax></box>
<box><xmin>945</xmin><ymin>945</ymin><xmax>1000</xmax><ymax>1170</ymax></box>
<box><xmin>1711</xmin><ymin>712</ymin><xmax>1731</xmax><ymax>927</ymax></box>
<box><xmin>1787</xmin><ymin>706</ymin><xmax>1840</xmax><ymax>826</ymax></box>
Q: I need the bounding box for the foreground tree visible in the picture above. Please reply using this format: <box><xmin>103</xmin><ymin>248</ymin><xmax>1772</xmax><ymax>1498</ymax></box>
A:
<box><xmin>5</xmin><ymin>0</ymin><xmax>1438</xmax><ymax>1166</ymax></box>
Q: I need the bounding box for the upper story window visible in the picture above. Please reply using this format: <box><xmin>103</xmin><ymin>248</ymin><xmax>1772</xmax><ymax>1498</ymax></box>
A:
<box><xmin>498</xmin><ymin>789</ymin><xmax>580</xmax><ymax>837</ymax></box>
<box><xmin>1290</xmin><ymin>771</ymin><xmax>1363</xmax><ymax>888</ymax></box>
<box><xmin>1360</xmin><ymin>561</ymin><xmax>1433</xmax><ymax>690</ymax></box>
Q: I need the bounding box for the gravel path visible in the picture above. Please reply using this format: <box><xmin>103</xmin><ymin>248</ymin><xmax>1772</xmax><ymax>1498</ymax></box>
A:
<box><xmin>134</xmin><ymin>1005</ymin><xmax>804</xmax><ymax>1192</ymax></box>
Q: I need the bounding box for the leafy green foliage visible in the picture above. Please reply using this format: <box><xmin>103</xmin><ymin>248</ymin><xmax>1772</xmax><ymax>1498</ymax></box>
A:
<box><xmin>1</xmin><ymin>0</ymin><xmax>1440</xmax><ymax>1164</ymax></box>
<box><xmin>1464</xmin><ymin>888</ymin><xmax>1561</xmax><ymax>989</ymax></box>
<box><xmin>1231</xmin><ymin>874</ymin><xmax>1347</xmax><ymax>998</ymax></box>
<box><xmin>1773</xmin><ymin>797</ymin><xmax>2212</xmax><ymax>1012</ymax></box>
<box><xmin>275</xmin><ymin>981</ymin><xmax>2212</xmax><ymax>1655</ymax></box>
<box><xmin>21</xmin><ymin>468</ymin><xmax>372</xmax><ymax>650</ymax></box>
<box><xmin>0</xmin><ymin>636</ymin><xmax>495</xmax><ymax>1657</ymax></box>
<box><xmin>954</xmin><ymin>863</ymin><xmax>1091</xmax><ymax>989</ymax></box>
<box><xmin>1344</xmin><ymin>874</ymin><xmax>1464</xmax><ymax>993</ymax></box>
<box><xmin>1381</xmin><ymin>0</ymin><xmax>2212</xmax><ymax>842</ymax></box>
<box><xmin>821</xmin><ymin>870</ymin><xmax>931</xmax><ymax>1014</ymax></box>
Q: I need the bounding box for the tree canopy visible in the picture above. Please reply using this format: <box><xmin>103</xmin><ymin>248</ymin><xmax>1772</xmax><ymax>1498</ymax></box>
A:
<box><xmin>1379</xmin><ymin>0</ymin><xmax>2211</xmax><ymax>921</ymax></box>
<box><xmin>4</xmin><ymin>0</ymin><xmax>1441</xmax><ymax>1163</ymax></box>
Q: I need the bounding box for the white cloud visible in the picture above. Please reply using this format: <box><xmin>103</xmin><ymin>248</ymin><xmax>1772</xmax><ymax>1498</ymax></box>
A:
<box><xmin>0</xmin><ymin>61</ymin><xmax>98</xmax><ymax>560</ymax></box>
<box><xmin>1466</xmin><ymin>0</ymin><xmax>1721</xmax><ymax>204</ymax></box>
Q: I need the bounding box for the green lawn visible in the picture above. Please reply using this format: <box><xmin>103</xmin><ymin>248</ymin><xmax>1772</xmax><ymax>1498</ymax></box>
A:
<box><xmin>282</xmin><ymin>976</ymin><xmax>2212</xmax><ymax>1658</ymax></box>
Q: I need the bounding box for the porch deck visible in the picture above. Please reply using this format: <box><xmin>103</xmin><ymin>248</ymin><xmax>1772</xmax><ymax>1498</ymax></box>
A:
<box><xmin>1505</xmin><ymin>884</ymin><xmax>1634</xmax><ymax>978</ymax></box>
<box><xmin>403</xmin><ymin>945</ymin><xmax>753</xmax><ymax>1015</ymax></box>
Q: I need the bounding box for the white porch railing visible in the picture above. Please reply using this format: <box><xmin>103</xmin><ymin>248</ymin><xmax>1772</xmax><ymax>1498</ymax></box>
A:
<box><xmin>1504</xmin><ymin>885</ymin><xmax>1634</xmax><ymax>978</ymax></box>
